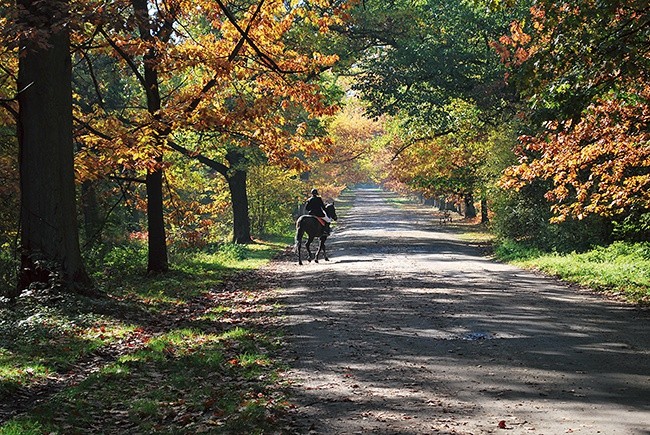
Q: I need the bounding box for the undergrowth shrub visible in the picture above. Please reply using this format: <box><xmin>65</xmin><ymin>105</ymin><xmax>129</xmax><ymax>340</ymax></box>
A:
<box><xmin>85</xmin><ymin>242</ymin><xmax>147</xmax><ymax>278</ymax></box>
<box><xmin>217</xmin><ymin>243</ymin><xmax>249</xmax><ymax>262</ymax></box>
<box><xmin>0</xmin><ymin>249</ymin><xmax>16</xmax><ymax>297</ymax></box>
<box><xmin>492</xmin><ymin>186</ymin><xmax>612</xmax><ymax>253</ymax></box>
<box><xmin>613</xmin><ymin>211</ymin><xmax>650</xmax><ymax>242</ymax></box>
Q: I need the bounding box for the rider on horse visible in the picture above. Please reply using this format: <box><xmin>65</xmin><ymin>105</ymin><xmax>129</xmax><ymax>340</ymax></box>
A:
<box><xmin>305</xmin><ymin>188</ymin><xmax>331</xmax><ymax>235</ymax></box>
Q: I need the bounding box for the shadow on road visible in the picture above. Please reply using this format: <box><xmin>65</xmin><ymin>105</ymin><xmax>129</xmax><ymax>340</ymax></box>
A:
<box><xmin>278</xmin><ymin>188</ymin><xmax>650</xmax><ymax>434</ymax></box>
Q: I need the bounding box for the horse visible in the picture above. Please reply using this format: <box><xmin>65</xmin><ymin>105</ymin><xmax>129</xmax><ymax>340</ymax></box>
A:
<box><xmin>294</xmin><ymin>203</ymin><xmax>338</xmax><ymax>265</ymax></box>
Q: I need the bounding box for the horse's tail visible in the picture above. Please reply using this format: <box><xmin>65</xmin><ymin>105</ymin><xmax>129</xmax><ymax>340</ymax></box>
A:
<box><xmin>294</xmin><ymin>217</ymin><xmax>304</xmax><ymax>252</ymax></box>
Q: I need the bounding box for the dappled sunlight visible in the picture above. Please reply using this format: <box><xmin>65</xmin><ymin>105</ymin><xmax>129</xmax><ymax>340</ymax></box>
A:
<box><xmin>277</xmin><ymin>188</ymin><xmax>650</xmax><ymax>433</ymax></box>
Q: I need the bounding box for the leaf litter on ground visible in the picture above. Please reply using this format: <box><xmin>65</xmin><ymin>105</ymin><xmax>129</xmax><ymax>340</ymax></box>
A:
<box><xmin>0</xmin><ymin>249</ymin><xmax>292</xmax><ymax>434</ymax></box>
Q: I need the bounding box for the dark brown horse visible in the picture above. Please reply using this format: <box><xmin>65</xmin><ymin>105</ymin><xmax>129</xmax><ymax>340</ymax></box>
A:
<box><xmin>294</xmin><ymin>203</ymin><xmax>337</xmax><ymax>265</ymax></box>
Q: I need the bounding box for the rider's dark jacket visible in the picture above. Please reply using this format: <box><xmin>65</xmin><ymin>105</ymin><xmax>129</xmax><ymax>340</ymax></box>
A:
<box><xmin>305</xmin><ymin>195</ymin><xmax>326</xmax><ymax>217</ymax></box>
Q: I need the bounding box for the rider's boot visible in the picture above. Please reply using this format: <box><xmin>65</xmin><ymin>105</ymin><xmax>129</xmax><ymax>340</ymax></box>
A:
<box><xmin>323</xmin><ymin>222</ymin><xmax>331</xmax><ymax>236</ymax></box>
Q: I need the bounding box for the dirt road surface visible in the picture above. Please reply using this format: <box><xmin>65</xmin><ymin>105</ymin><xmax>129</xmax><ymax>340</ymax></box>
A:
<box><xmin>273</xmin><ymin>188</ymin><xmax>650</xmax><ymax>435</ymax></box>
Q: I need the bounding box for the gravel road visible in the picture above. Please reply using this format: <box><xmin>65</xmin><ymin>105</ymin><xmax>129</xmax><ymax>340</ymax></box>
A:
<box><xmin>273</xmin><ymin>188</ymin><xmax>650</xmax><ymax>434</ymax></box>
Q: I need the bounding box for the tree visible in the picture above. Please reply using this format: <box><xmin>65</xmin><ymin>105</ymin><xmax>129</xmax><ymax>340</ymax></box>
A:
<box><xmin>331</xmin><ymin>0</ymin><xmax>527</xmax><ymax>220</ymax></box>
<box><xmin>348</xmin><ymin>0</ymin><xmax>520</xmax><ymax>127</ymax></box>
<box><xmin>166</xmin><ymin>143</ymin><xmax>255</xmax><ymax>244</ymax></box>
<box><xmin>307</xmin><ymin>99</ymin><xmax>385</xmax><ymax>190</ymax></box>
<box><xmin>14</xmin><ymin>0</ymin><xmax>93</xmax><ymax>295</ymax></box>
<box><xmin>496</xmin><ymin>0</ymin><xmax>650</xmax><ymax>228</ymax></box>
<box><xmin>501</xmin><ymin>89</ymin><xmax>650</xmax><ymax>222</ymax></box>
<box><xmin>76</xmin><ymin>0</ymin><xmax>343</xmax><ymax>247</ymax></box>
<box><xmin>131</xmin><ymin>0</ymin><xmax>170</xmax><ymax>272</ymax></box>
<box><xmin>493</xmin><ymin>0</ymin><xmax>649</xmax><ymax>124</ymax></box>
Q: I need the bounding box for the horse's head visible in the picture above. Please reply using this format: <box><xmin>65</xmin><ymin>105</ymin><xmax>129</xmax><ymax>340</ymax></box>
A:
<box><xmin>325</xmin><ymin>203</ymin><xmax>337</xmax><ymax>221</ymax></box>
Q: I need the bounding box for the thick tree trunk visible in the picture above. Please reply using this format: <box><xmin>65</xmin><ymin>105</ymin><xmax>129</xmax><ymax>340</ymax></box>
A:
<box><xmin>16</xmin><ymin>0</ymin><xmax>93</xmax><ymax>296</ymax></box>
<box><xmin>226</xmin><ymin>151</ymin><xmax>253</xmax><ymax>244</ymax></box>
<box><xmin>481</xmin><ymin>197</ymin><xmax>489</xmax><ymax>224</ymax></box>
<box><xmin>463</xmin><ymin>192</ymin><xmax>477</xmax><ymax>219</ymax></box>
<box><xmin>146</xmin><ymin>162</ymin><xmax>168</xmax><ymax>272</ymax></box>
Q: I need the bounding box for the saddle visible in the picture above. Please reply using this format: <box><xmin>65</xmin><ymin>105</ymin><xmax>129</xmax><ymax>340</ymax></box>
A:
<box><xmin>313</xmin><ymin>216</ymin><xmax>327</xmax><ymax>227</ymax></box>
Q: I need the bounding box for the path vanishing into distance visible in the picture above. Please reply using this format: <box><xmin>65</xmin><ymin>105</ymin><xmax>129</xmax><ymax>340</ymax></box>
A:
<box><xmin>272</xmin><ymin>188</ymin><xmax>650</xmax><ymax>435</ymax></box>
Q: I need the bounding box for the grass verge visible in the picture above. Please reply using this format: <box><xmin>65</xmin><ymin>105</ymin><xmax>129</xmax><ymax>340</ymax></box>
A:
<box><xmin>0</xmin><ymin>239</ymin><xmax>291</xmax><ymax>434</ymax></box>
<box><xmin>495</xmin><ymin>240</ymin><xmax>650</xmax><ymax>305</ymax></box>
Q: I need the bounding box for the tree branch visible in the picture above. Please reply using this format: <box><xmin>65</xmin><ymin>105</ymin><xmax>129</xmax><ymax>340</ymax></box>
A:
<box><xmin>391</xmin><ymin>130</ymin><xmax>456</xmax><ymax>161</ymax></box>
<box><xmin>73</xmin><ymin>115</ymin><xmax>114</xmax><ymax>141</ymax></box>
<box><xmin>214</xmin><ymin>0</ymin><xmax>300</xmax><ymax>74</ymax></box>
<box><xmin>109</xmin><ymin>175</ymin><xmax>146</xmax><ymax>183</ymax></box>
<box><xmin>80</xmin><ymin>50</ymin><xmax>105</xmax><ymax>110</ymax></box>
<box><xmin>329</xmin><ymin>150</ymin><xmax>367</xmax><ymax>164</ymax></box>
<box><xmin>0</xmin><ymin>100</ymin><xmax>18</xmax><ymax>120</ymax></box>
<box><xmin>99</xmin><ymin>27</ymin><xmax>148</xmax><ymax>89</ymax></box>
<box><xmin>228</xmin><ymin>0</ymin><xmax>265</xmax><ymax>62</ymax></box>
<box><xmin>167</xmin><ymin>139</ymin><xmax>229</xmax><ymax>176</ymax></box>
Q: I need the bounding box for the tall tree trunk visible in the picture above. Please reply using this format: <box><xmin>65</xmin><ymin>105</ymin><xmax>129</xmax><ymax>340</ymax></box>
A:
<box><xmin>133</xmin><ymin>0</ymin><xmax>169</xmax><ymax>273</ymax></box>
<box><xmin>16</xmin><ymin>0</ymin><xmax>93</xmax><ymax>296</ymax></box>
<box><xmin>481</xmin><ymin>197</ymin><xmax>489</xmax><ymax>224</ymax></box>
<box><xmin>226</xmin><ymin>150</ymin><xmax>252</xmax><ymax>244</ymax></box>
<box><xmin>146</xmin><ymin>161</ymin><xmax>168</xmax><ymax>272</ymax></box>
<box><xmin>167</xmin><ymin>141</ymin><xmax>253</xmax><ymax>244</ymax></box>
<box><xmin>464</xmin><ymin>192</ymin><xmax>477</xmax><ymax>219</ymax></box>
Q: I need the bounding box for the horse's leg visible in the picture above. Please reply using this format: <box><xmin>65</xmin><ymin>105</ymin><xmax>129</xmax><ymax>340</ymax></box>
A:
<box><xmin>295</xmin><ymin>226</ymin><xmax>304</xmax><ymax>265</ymax></box>
<box><xmin>320</xmin><ymin>237</ymin><xmax>329</xmax><ymax>261</ymax></box>
<box><xmin>314</xmin><ymin>237</ymin><xmax>320</xmax><ymax>263</ymax></box>
<box><xmin>305</xmin><ymin>236</ymin><xmax>314</xmax><ymax>262</ymax></box>
<box><xmin>314</xmin><ymin>236</ymin><xmax>326</xmax><ymax>262</ymax></box>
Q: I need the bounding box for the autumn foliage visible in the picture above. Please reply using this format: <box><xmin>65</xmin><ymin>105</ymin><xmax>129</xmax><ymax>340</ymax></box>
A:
<box><xmin>502</xmin><ymin>88</ymin><xmax>650</xmax><ymax>222</ymax></box>
<box><xmin>496</xmin><ymin>0</ymin><xmax>650</xmax><ymax>226</ymax></box>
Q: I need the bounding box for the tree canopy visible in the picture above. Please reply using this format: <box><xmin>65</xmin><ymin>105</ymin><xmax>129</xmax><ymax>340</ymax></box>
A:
<box><xmin>0</xmin><ymin>0</ymin><xmax>648</xmax><ymax>295</ymax></box>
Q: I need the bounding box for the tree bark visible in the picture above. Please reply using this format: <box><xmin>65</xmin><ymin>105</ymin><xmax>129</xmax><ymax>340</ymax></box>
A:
<box><xmin>464</xmin><ymin>192</ymin><xmax>477</xmax><ymax>219</ymax></box>
<box><xmin>16</xmin><ymin>0</ymin><xmax>93</xmax><ymax>296</ymax></box>
<box><xmin>481</xmin><ymin>197</ymin><xmax>489</xmax><ymax>224</ymax></box>
<box><xmin>132</xmin><ymin>0</ymin><xmax>169</xmax><ymax>273</ymax></box>
<box><xmin>146</xmin><ymin>160</ymin><xmax>168</xmax><ymax>272</ymax></box>
<box><xmin>81</xmin><ymin>180</ymin><xmax>101</xmax><ymax>246</ymax></box>
<box><xmin>226</xmin><ymin>150</ymin><xmax>253</xmax><ymax>244</ymax></box>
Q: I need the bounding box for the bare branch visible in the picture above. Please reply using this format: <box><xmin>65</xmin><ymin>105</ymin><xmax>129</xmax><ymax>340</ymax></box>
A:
<box><xmin>166</xmin><ymin>139</ymin><xmax>229</xmax><ymax>176</ymax></box>
<box><xmin>109</xmin><ymin>175</ymin><xmax>146</xmax><ymax>183</ymax></box>
<box><xmin>329</xmin><ymin>150</ymin><xmax>367</xmax><ymax>164</ymax></box>
<box><xmin>228</xmin><ymin>0</ymin><xmax>265</xmax><ymax>62</ymax></box>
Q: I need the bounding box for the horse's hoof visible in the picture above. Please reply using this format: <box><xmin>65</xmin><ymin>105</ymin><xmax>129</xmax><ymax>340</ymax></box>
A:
<box><xmin>315</xmin><ymin>259</ymin><xmax>319</xmax><ymax>263</ymax></box>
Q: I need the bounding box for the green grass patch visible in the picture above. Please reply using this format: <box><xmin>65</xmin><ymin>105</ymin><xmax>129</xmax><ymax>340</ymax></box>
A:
<box><xmin>0</xmin><ymin>237</ymin><xmax>290</xmax><ymax>433</ymax></box>
<box><xmin>497</xmin><ymin>240</ymin><xmax>650</xmax><ymax>304</ymax></box>
<box><xmin>18</xmin><ymin>325</ymin><xmax>286</xmax><ymax>434</ymax></box>
<box><xmin>0</xmin><ymin>296</ymin><xmax>135</xmax><ymax>396</ymax></box>
<box><xmin>457</xmin><ymin>224</ymin><xmax>495</xmax><ymax>244</ymax></box>
<box><xmin>0</xmin><ymin>418</ymin><xmax>55</xmax><ymax>435</ymax></box>
<box><xmin>385</xmin><ymin>194</ymin><xmax>420</xmax><ymax>208</ymax></box>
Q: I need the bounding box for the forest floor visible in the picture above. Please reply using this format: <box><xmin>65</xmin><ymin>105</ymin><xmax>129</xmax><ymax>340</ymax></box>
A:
<box><xmin>273</xmin><ymin>188</ymin><xmax>650</xmax><ymax>434</ymax></box>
